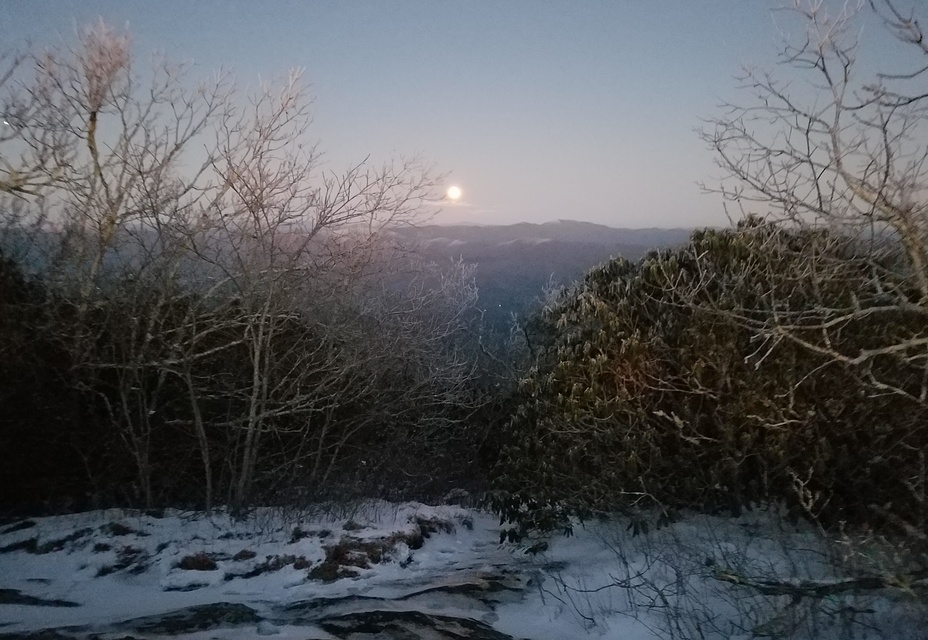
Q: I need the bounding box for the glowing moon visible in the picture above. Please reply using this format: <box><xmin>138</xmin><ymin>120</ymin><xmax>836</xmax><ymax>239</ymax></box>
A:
<box><xmin>446</xmin><ymin>185</ymin><xmax>462</xmax><ymax>201</ymax></box>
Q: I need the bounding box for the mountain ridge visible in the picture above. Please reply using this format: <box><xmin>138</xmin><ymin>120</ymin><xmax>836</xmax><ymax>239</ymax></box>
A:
<box><xmin>398</xmin><ymin>220</ymin><xmax>693</xmax><ymax>248</ymax></box>
<box><xmin>389</xmin><ymin>220</ymin><xmax>694</xmax><ymax>331</ymax></box>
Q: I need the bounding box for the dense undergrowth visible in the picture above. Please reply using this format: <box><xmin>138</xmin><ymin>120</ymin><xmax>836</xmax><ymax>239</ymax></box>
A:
<box><xmin>0</xmin><ymin>247</ymin><xmax>494</xmax><ymax>515</ymax></box>
<box><xmin>492</xmin><ymin>220</ymin><xmax>928</xmax><ymax>540</ymax></box>
<box><xmin>7</xmin><ymin>218</ymin><xmax>926</xmax><ymax>556</ymax></box>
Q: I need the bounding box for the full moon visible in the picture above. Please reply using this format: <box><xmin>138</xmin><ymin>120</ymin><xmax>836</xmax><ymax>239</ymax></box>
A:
<box><xmin>446</xmin><ymin>186</ymin><xmax>462</xmax><ymax>201</ymax></box>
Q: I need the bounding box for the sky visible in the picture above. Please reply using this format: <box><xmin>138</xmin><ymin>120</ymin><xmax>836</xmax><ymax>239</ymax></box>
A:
<box><xmin>0</xmin><ymin>1</ymin><xmax>892</xmax><ymax>228</ymax></box>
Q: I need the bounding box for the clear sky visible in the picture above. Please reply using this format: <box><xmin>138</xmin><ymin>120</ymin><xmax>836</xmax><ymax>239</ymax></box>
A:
<box><xmin>0</xmin><ymin>1</ymin><xmax>862</xmax><ymax>228</ymax></box>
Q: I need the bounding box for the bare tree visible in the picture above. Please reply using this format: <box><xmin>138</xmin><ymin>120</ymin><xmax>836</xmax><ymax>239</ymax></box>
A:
<box><xmin>701</xmin><ymin>0</ymin><xmax>928</xmax><ymax>407</ymax></box>
<box><xmin>0</xmin><ymin>22</ymin><xmax>483</xmax><ymax>512</ymax></box>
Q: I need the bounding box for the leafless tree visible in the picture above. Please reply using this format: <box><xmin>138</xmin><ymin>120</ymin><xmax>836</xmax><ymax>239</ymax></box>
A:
<box><xmin>0</xmin><ymin>22</ymin><xmax>483</xmax><ymax>512</ymax></box>
<box><xmin>701</xmin><ymin>0</ymin><xmax>928</xmax><ymax>408</ymax></box>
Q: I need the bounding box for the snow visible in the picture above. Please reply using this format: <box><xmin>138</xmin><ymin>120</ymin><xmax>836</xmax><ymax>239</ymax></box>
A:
<box><xmin>0</xmin><ymin>502</ymin><xmax>921</xmax><ymax>639</ymax></box>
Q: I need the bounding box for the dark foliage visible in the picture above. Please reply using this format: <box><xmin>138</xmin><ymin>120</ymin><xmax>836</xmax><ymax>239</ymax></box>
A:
<box><xmin>0</xmin><ymin>249</ymin><xmax>490</xmax><ymax>516</ymax></box>
<box><xmin>492</xmin><ymin>222</ymin><xmax>928</xmax><ymax>535</ymax></box>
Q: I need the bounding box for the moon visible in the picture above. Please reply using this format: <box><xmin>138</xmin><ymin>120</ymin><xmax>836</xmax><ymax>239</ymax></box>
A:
<box><xmin>446</xmin><ymin>185</ymin><xmax>462</xmax><ymax>201</ymax></box>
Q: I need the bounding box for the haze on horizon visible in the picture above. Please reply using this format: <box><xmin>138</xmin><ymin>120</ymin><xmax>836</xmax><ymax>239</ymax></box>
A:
<box><xmin>0</xmin><ymin>1</ymin><xmax>886</xmax><ymax>228</ymax></box>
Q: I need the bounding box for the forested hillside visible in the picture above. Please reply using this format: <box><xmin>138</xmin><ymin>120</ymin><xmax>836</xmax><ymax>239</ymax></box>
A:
<box><xmin>388</xmin><ymin>222</ymin><xmax>690</xmax><ymax>331</ymax></box>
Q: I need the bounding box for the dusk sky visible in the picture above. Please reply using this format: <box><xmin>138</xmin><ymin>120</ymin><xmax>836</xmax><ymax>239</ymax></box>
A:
<box><xmin>0</xmin><ymin>2</ymin><xmax>883</xmax><ymax>228</ymax></box>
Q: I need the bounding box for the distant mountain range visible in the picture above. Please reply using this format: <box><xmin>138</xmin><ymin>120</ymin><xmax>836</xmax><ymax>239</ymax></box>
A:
<box><xmin>1</xmin><ymin>217</ymin><xmax>694</xmax><ymax>335</ymax></box>
<box><xmin>395</xmin><ymin>220</ymin><xmax>692</xmax><ymax>248</ymax></box>
<box><xmin>388</xmin><ymin>220</ymin><xmax>694</xmax><ymax>330</ymax></box>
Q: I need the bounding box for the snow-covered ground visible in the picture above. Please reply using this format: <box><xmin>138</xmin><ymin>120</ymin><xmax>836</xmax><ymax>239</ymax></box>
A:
<box><xmin>0</xmin><ymin>502</ymin><xmax>922</xmax><ymax>639</ymax></box>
